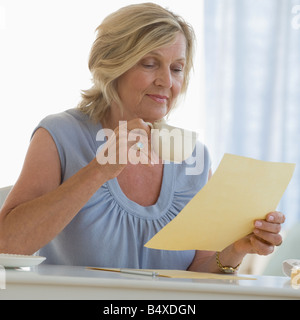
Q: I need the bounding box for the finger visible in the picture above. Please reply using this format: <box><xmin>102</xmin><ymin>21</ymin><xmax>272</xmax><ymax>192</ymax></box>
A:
<box><xmin>266</xmin><ymin>211</ymin><xmax>286</xmax><ymax>224</ymax></box>
<box><xmin>253</xmin><ymin>228</ymin><xmax>283</xmax><ymax>246</ymax></box>
<box><xmin>125</xmin><ymin>119</ymin><xmax>157</xmax><ymax>166</ymax></box>
<box><xmin>250</xmin><ymin>235</ymin><xmax>275</xmax><ymax>256</ymax></box>
<box><xmin>128</xmin><ymin>136</ymin><xmax>153</xmax><ymax>165</ymax></box>
<box><xmin>254</xmin><ymin>219</ymin><xmax>281</xmax><ymax>234</ymax></box>
<box><xmin>133</xmin><ymin>133</ymin><xmax>158</xmax><ymax>166</ymax></box>
<box><xmin>137</xmin><ymin>137</ymin><xmax>151</xmax><ymax>161</ymax></box>
<box><xmin>145</xmin><ymin>121</ymin><xmax>153</xmax><ymax>129</ymax></box>
<box><xmin>254</xmin><ymin>211</ymin><xmax>285</xmax><ymax>233</ymax></box>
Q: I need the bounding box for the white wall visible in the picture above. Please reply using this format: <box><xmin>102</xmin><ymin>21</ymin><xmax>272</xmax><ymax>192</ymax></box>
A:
<box><xmin>0</xmin><ymin>0</ymin><xmax>205</xmax><ymax>187</ymax></box>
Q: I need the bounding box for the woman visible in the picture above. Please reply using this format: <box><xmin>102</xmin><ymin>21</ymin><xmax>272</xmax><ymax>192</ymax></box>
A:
<box><xmin>0</xmin><ymin>3</ymin><xmax>284</xmax><ymax>273</ymax></box>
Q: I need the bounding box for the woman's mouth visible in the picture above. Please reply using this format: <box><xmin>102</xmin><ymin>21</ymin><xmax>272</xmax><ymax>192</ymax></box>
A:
<box><xmin>147</xmin><ymin>94</ymin><xmax>168</xmax><ymax>104</ymax></box>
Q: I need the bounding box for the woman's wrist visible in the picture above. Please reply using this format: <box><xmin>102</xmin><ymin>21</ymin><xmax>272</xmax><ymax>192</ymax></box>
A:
<box><xmin>217</xmin><ymin>244</ymin><xmax>246</xmax><ymax>273</ymax></box>
<box><xmin>83</xmin><ymin>158</ymin><xmax>111</xmax><ymax>187</ymax></box>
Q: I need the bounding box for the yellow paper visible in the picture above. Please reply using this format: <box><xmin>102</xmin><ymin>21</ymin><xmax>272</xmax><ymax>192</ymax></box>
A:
<box><xmin>86</xmin><ymin>267</ymin><xmax>256</xmax><ymax>280</ymax></box>
<box><xmin>150</xmin><ymin>269</ymin><xmax>256</xmax><ymax>280</ymax></box>
<box><xmin>145</xmin><ymin>153</ymin><xmax>295</xmax><ymax>252</ymax></box>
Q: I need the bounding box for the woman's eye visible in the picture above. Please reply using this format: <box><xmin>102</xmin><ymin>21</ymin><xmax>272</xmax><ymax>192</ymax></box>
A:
<box><xmin>143</xmin><ymin>64</ymin><xmax>155</xmax><ymax>68</ymax></box>
<box><xmin>172</xmin><ymin>65</ymin><xmax>184</xmax><ymax>73</ymax></box>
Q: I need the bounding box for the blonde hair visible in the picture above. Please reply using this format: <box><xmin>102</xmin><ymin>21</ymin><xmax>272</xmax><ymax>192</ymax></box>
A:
<box><xmin>78</xmin><ymin>2</ymin><xmax>195</xmax><ymax>122</ymax></box>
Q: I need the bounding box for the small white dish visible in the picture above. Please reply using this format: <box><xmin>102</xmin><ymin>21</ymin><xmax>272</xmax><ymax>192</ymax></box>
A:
<box><xmin>0</xmin><ymin>253</ymin><xmax>46</xmax><ymax>268</ymax></box>
<box><xmin>282</xmin><ymin>259</ymin><xmax>300</xmax><ymax>277</ymax></box>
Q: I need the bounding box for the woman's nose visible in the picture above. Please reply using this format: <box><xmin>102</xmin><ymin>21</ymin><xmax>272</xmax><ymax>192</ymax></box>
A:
<box><xmin>154</xmin><ymin>68</ymin><xmax>172</xmax><ymax>88</ymax></box>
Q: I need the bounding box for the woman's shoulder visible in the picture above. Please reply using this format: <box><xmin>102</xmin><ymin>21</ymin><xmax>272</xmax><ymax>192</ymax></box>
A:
<box><xmin>37</xmin><ymin>108</ymin><xmax>89</xmax><ymax>128</ymax></box>
<box><xmin>33</xmin><ymin>108</ymin><xmax>101</xmax><ymax>139</ymax></box>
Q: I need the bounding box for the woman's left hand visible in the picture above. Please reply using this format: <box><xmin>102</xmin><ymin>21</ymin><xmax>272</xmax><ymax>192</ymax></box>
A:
<box><xmin>234</xmin><ymin>211</ymin><xmax>285</xmax><ymax>256</ymax></box>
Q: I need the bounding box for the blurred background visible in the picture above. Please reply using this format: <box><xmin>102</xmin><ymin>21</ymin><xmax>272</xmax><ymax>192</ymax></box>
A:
<box><xmin>0</xmin><ymin>0</ymin><xmax>300</xmax><ymax>274</ymax></box>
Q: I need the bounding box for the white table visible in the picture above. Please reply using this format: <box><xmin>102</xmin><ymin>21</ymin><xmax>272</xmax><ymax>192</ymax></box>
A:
<box><xmin>0</xmin><ymin>264</ymin><xmax>299</xmax><ymax>300</ymax></box>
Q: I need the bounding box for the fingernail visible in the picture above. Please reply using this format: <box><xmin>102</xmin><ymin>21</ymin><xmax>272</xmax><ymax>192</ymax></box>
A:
<box><xmin>255</xmin><ymin>221</ymin><xmax>262</xmax><ymax>227</ymax></box>
<box><xmin>268</xmin><ymin>215</ymin><xmax>275</xmax><ymax>222</ymax></box>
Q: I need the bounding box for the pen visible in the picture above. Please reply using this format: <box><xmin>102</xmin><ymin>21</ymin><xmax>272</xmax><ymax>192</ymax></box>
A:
<box><xmin>120</xmin><ymin>268</ymin><xmax>158</xmax><ymax>277</ymax></box>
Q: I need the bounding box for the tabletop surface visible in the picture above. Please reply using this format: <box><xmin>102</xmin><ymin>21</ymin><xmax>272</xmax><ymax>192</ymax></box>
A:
<box><xmin>2</xmin><ymin>264</ymin><xmax>300</xmax><ymax>300</ymax></box>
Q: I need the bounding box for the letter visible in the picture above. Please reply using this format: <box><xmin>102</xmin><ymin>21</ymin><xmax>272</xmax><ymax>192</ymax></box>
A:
<box><xmin>131</xmin><ymin>307</ymin><xmax>137</xmax><ymax>318</ymax></box>
<box><xmin>103</xmin><ymin>307</ymin><xmax>109</xmax><ymax>315</ymax></box>
<box><xmin>128</xmin><ymin>128</ymin><xmax>149</xmax><ymax>165</ymax></box>
<box><xmin>187</xmin><ymin>305</ymin><xmax>196</xmax><ymax>315</ymax></box>
<box><xmin>122</xmin><ymin>307</ymin><xmax>131</xmax><ymax>315</ymax></box>
<box><xmin>185</xmin><ymin>141</ymin><xmax>205</xmax><ymax>176</ymax></box>
<box><xmin>160</xmin><ymin>128</ymin><xmax>183</xmax><ymax>163</ymax></box>
<box><xmin>112</xmin><ymin>306</ymin><xmax>119</xmax><ymax>315</ymax></box>
<box><xmin>96</xmin><ymin>128</ymin><xmax>117</xmax><ymax>165</ymax></box>
<box><xmin>162</xmin><ymin>305</ymin><xmax>169</xmax><ymax>314</ymax></box>
<box><xmin>118</xmin><ymin>121</ymin><xmax>128</xmax><ymax>165</ymax></box>
<box><xmin>169</xmin><ymin>305</ymin><xmax>177</xmax><ymax>315</ymax></box>
<box><xmin>178</xmin><ymin>305</ymin><xmax>186</xmax><ymax>315</ymax></box>
<box><xmin>148</xmin><ymin>305</ymin><xmax>155</xmax><ymax>314</ymax></box>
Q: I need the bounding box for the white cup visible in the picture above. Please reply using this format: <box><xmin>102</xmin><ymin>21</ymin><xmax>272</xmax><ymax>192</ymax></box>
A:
<box><xmin>147</xmin><ymin>120</ymin><xmax>198</xmax><ymax>163</ymax></box>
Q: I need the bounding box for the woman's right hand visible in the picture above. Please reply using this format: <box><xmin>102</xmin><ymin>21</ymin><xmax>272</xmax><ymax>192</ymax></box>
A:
<box><xmin>96</xmin><ymin>118</ymin><xmax>157</xmax><ymax>181</ymax></box>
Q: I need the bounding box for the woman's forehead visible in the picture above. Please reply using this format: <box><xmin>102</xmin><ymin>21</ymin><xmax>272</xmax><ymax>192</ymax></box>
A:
<box><xmin>143</xmin><ymin>34</ymin><xmax>187</xmax><ymax>60</ymax></box>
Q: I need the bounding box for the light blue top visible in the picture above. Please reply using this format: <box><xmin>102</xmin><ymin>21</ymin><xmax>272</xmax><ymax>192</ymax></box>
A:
<box><xmin>33</xmin><ymin>109</ymin><xmax>211</xmax><ymax>269</ymax></box>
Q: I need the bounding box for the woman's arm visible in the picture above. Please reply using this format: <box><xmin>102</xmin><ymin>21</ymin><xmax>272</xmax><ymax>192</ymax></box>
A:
<box><xmin>0</xmin><ymin>118</ymin><xmax>153</xmax><ymax>255</ymax></box>
<box><xmin>0</xmin><ymin>128</ymin><xmax>108</xmax><ymax>254</ymax></box>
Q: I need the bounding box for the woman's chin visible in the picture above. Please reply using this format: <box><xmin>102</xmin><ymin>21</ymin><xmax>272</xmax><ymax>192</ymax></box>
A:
<box><xmin>141</xmin><ymin>107</ymin><xmax>170</xmax><ymax>122</ymax></box>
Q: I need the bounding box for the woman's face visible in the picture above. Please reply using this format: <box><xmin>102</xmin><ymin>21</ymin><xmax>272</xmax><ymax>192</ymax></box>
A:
<box><xmin>115</xmin><ymin>33</ymin><xmax>187</xmax><ymax>123</ymax></box>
